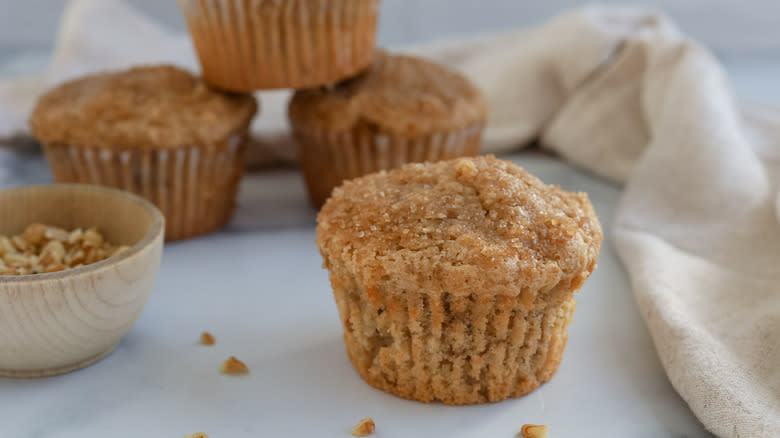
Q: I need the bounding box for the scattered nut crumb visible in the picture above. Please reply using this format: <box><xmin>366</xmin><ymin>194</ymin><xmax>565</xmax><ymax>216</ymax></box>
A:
<box><xmin>82</xmin><ymin>228</ymin><xmax>104</xmax><ymax>247</ymax></box>
<box><xmin>200</xmin><ymin>332</ymin><xmax>215</xmax><ymax>346</ymax></box>
<box><xmin>520</xmin><ymin>424</ymin><xmax>549</xmax><ymax>438</ymax></box>
<box><xmin>350</xmin><ymin>417</ymin><xmax>375</xmax><ymax>436</ymax></box>
<box><xmin>0</xmin><ymin>224</ymin><xmax>128</xmax><ymax>275</ymax></box>
<box><xmin>185</xmin><ymin>433</ymin><xmax>209</xmax><ymax>438</ymax></box>
<box><xmin>220</xmin><ymin>356</ymin><xmax>249</xmax><ymax>375</ymax></box>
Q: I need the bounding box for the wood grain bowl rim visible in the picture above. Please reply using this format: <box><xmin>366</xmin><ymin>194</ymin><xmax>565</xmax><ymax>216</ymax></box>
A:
<box><xmin>0</xmin><ymin>183</ymin><xmax>165</xmax><ymax>284</ymax></box>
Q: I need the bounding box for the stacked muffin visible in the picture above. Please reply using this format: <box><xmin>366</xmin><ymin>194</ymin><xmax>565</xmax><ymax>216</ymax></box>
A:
<box><xmin>178</xmin><ymin>0</ymin><xmax>487</xmax><ymax>208</ymax></box>
<box><xmin>289</xmin><ymin>50</ymin><xmax>486</xmax><ymax>206</ymax></box>
<box><xmin>178</xmin><ymin>0</ymin><xmax>381</xmax><ymax>91</ymax></box>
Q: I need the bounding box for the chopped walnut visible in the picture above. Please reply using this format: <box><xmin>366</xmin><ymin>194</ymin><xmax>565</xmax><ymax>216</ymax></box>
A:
<box><xmin>45</xmin><ymin>226</ymin><xmax>69</xmax><ymax>241</ymax></box>
<box><xmin>0</xmin><ymin>236</ymin><xmax>14</xmax><ymax>255</ymax></box>
<box><xmin>220</xmin><ymin>356</ymin><xmax>249</xmax><ymax>375</ymax></box>
<box><xmin>23</xmin><ymin>223</ymin><xmax>47</xmax><ymax>245</ymax></box>
<box><xmin>455</xmin><ymin>157</ymin><xmax>478</xmax><ymax>178</ymax></box>
<box><xmin>11</xmin><ymin>235</ymin><xmax>27</xmax><ymax>252</ymax></box>
<box><xmin>350</xmin><ymin>418</ymin><xmax>375</xmax><ymax>436</ymax></box>
<box><xmin>200</xmin><ymin>332</ymin><xmax>216</xmax><ymax>346</ymax></box>
<box><xmin>184</xmin><ymin>433</ymin><xmax>209</xmax><ymax>438</ymax></box>
<box><xmin>0</xmin><ymin>223</ymin><xmax>129</xmax><ymax>276</ymax></box>
<box><xmin>82</xmin><ymin>228</ymin><xmax>104</xmax><ymax>247</ymax></box>
<box><xmin>520</xmin><ymin>424</ymin><xmax>549</xmax><ymax>438</ymax></box>
<box><xmin>39</xmin><ymin>240</ymin><xmax>65</xmax><ymax>266</ymax></box>
<box><xmin>67</xmin><ymin>228</ymin><xmax>83</xmax><ymax>244</ymax></box>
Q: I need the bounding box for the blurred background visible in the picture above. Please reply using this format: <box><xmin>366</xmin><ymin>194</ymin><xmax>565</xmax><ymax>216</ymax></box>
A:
<box><xmin>3</xmin><ymin>0</ymin><xmax>780</xmax><ymax>55</ymax></box>
<box><xmin>3</xmin><ymin>0</ymin><xmax>780</xmax><ymax>105</ymax></box>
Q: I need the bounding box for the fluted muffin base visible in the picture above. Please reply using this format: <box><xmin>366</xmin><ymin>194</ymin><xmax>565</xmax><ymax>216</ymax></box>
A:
<box><xmin>335</xmin><ymin>283</ymin><xmax>577</xmax><ymax>405</ymax></box>
<box><xmin>42</xmin><ymin>137</ymin><xmax>246</xmax><ymax>241</ymax></box>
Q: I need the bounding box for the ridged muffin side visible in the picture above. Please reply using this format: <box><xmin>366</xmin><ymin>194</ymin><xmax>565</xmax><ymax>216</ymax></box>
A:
<box><xmin>294</xmin><ymin>122</ymin><xmax>483</xmax><ymax>208</ymax></box>
<box><xmin>316</xmin><ymin>156</ymin><xmax>602</xmax><ymax>405</ymax></box>
<box><xmin>334</xmin><ymin>273</ymin><xmax>577</xmax><ymax>404</ymax></box>
<box><xmin>179</xmin><ymin>0</ymin><xmax>380</xmax><ymax>91</ymax></box>
<box><xmin>42</xmin><ymin>137</ymin><xmax>247</xmax><ymax>241</ymax></box>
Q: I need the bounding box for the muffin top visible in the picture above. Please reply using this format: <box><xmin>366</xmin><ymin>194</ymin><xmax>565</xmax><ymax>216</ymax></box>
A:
<box><xmin>29</xmin><ymin>65</ymin><xmax>257</xmax><ymax>149</ymax></box>
<box><xmin>289</xmin><ymin>51</ymin><xmax>486</xmax><ymax>136</ymax></box>
<box><xmin>317</xmin><ymin>156</ymin><xmax>602</xmax><ymax>300</ymax></box>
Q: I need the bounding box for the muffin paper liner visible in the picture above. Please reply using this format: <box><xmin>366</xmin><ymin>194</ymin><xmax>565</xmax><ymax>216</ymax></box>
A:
<box><xmin>42</xmin><ymin>135</ymin><xmax>246</xmax><ymax>241</ymax></box>
<box><xmin>178</xmin><ymin>0</ymin><xmax>380</xmax><ymax>91</ymax></box>
<box><xmin>294</xmin><ymin>123</ymin><xmax>484</xmax><ymax>207</ymax></box>
<box><xmin>335</xmin><ymin>284</ymin><xmax>576</xmax><ymax>405</ymax></box>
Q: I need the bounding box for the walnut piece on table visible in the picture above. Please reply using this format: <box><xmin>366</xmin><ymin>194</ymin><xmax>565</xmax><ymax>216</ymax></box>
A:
<box><xmin>520</xmin><ymin>424</ymin><xmax>549</xmax><ymax>438</ymax></box>
<box><xmin>351</xmin><ymin>417</ymin><xmax>375</xmax><ymax>436</ymax></box>
<box><xmin>185</xmin><ymin>433</ymin><xmax>209</xmax><ymax>438</ymax></box>
<box><xmin>220</xmin><ymin>356</ymin><xmax>249</xmax><ymax>375</ymax></box>
<box><xmin>200</xmin><ymin>332</ymin><xmax>215</xmax><ymax>346</ymax></box>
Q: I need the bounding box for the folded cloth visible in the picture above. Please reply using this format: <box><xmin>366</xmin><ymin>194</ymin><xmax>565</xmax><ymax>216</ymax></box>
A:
<box><xmin>1</xmin><ymin>1</ymin><xmax>779</xmax><ymax>436</ymax></box>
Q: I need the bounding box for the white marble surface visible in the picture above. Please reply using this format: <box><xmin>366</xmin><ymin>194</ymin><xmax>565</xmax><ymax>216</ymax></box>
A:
<box><xmin>0</xmin><ymin>153</ymin><xmax>714</xmax><ymax>437</ymax></box>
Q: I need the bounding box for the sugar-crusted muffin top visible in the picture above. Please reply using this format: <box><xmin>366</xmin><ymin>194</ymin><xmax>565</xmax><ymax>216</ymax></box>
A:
<box><xmin>317</xmin><ymin>155</ymin><xmax>602</xmax><ymax>300</ymax></box>
<box><xmin>289</xmin><ymin>51</ymin><xmax>487</xmax><ymax>136</ymax></box>
<box><xmin>30</xmin><ymin>65</ymin><xmax>257</xmax><ymax>149</ymax></box>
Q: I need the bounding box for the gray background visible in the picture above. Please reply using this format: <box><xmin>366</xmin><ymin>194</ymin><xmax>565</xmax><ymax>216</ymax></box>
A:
<box><xmin>2</xmin><ymin>0</ymin><xmax>780</xmax><ymax>56</ymax></box>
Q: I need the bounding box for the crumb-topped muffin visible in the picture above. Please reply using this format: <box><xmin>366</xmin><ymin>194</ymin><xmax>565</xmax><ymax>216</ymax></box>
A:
<box><xmin>30</xmin><ymin>65</ymin><xmax>258</xmax><ymax>241</ymax></box>
<box><xmin>316</xmin><ymin>156</ymin><xmax>602</xmax><ymax>405</ymax></box>
<box><xmin>178</xmin><ymin>0</ymin><xmax>380</xmax><ymax>91</ymax></box>
<box><xmin>290</xmin><ymin>50</ymin><xmax>487</xmax><ymax>207</ymax></box>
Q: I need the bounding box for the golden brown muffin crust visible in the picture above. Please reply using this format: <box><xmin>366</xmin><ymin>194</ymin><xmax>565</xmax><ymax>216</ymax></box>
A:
<box><xmin>30</xmin><ymin>65</ymin><xmax>257</xmax><ymax>149</ymax></box>
<box><xmin>289</xmin><ymin>51</ymin><xmax>487</xmax><ymax>136</ymax></box>
<box><xmin>317</xmin><ymin>155</ymin><xmax>602</xmax><ymax>300</ymax></box>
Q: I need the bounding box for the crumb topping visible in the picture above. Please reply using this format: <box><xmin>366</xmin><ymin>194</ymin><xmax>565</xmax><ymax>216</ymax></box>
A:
<box><xmin>289</xmin><ymin>51</ymin><xmax>486</xmax><ymax>136</ymax></box>
<box><xmin>317</xmin><ymin>156</ymin><xmax>602</xmax><ymax>299</ymax></box>
<box><xmin>30</xmin><ymin>65</ymin><xmax>257</xmax><ymax>149</ymax></box>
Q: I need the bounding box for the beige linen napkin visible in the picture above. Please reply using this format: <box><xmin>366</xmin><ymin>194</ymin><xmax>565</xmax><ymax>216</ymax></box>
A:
<box><xmin>1</xmin><ymin>1</ymin><xmax>778</xmax><ymax>436</ymax></box>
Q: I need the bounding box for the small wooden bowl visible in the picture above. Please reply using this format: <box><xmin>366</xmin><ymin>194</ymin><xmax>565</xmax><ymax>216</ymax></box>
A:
<box><xmin>0</xmin><ymin>184</ymin><xmax>164</xmax><ymax>377</ymax></box>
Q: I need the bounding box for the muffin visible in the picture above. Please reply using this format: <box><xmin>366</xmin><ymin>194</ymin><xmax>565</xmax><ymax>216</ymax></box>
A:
<box><xmin>178</xmin><ymin>0</ymin><xmax>381</xmax><ymax>91</ymax></box>
<box><xmin>316</xmin><ymin>156</ymin><xmax>602</xmax><ymax>405</ymax></box>
<box><xmin>29</xmin><ymin>65</ymin><xmax>258</xmax><ymax>241</ymax></box>
<box><xmin>290</xmin><ymin>51</ymin><xmax>487</xmax><ymax>207</ymax></box>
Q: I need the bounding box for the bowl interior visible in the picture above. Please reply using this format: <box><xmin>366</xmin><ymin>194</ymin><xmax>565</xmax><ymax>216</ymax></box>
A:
<box><xmin>0</xmin><ymin>184</ymin><xmax>163</xmax><ymax>247</ymax></box>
